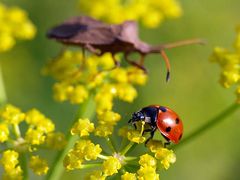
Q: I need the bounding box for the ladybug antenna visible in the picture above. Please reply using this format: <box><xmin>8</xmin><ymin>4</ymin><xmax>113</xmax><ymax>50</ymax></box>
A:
<box><xmin>160</xmin><ymin>50</ymin><xmax>171</xmax><ymax>82</ymax></box>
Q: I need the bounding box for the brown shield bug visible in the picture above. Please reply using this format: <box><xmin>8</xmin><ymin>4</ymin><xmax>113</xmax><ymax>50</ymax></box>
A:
<box><xmin>47</xmin><ymin>16</ymin><xmax>205</xmax><ymax>81</ymax></box>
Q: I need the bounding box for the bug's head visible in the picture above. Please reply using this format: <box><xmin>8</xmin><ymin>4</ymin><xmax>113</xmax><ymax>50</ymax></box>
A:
<box><xmin>128</xmin><ymin>111</ymin><xmax>145</xmax><ymax>124</ymax></box>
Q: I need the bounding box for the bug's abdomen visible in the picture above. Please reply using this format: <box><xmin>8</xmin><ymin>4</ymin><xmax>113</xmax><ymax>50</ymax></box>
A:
<box><xmin>156</xmin><ymin>107</ymin><xmax>183</xmax><ymax>144</ymax></box>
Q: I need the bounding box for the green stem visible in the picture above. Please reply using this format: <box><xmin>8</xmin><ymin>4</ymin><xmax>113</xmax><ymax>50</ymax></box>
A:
<box><xmin>125</xmin><ymin>156</ymin><xmax>138</xmax><ymax>161</ymax></box>
<box><xmin>0</xmin><ymin>64</ymin><xmax>7</xmax><ymax>105</ymax></box>
<box><xmin>120</xmin><ymin>142</ymin><xmax>135</xmax><ymax>156</ymax></box>
<box><xmin>105</xmin><ymin>137</ymin><xmax>116</xmax><ymax>152</ymax></box>
<box><xmin>98</xmin><ymin>154</ymin><xmax>109</xmax><ymax>160</ymax></box>
<box><xmin>46</xmin><ymin>97</ymin><xmax>95</xmax><ymax>180</ymax></box>
<box><xmin>81</xmin><ymin>163</ymin><xmax>102</xmax><ymax>169</ymax></box>
<box><xmin>173</xmin><ymin>103</ymin><xmax>240</xmax><ymax>150</ymax></box>
<box><xmin>13</xmin><ymin>124</ymin><xmax>21</xmax><ymax>139</ymax></box>
<box><xmin>19</xmin><ymin>153</ymin><xmax>28</xmax><ymax>180</ymax></box>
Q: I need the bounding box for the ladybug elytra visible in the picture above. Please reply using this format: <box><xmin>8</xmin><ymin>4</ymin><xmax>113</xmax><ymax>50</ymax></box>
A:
<box><xmin>128</xmin><ymin>105</ymin><xmax>183</xmax><ymax>145</ymax></box>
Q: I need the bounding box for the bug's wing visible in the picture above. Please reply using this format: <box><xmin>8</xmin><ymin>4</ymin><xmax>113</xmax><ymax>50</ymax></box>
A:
<box><xmin>66</xmin><ymin>26</ymin><xmax>117</xmax><ymax>45</ymax></box>
<box><xmin>47</xmin><ymin>16</ymin><xmax>117</xmax><ymax>45</ymax></box>
<box><xmin>116</xmin><ymin>21</ymin><xmax>140</xmax><ymax>44</ymax></box>
<box><xmin>62</xmin><ymin>16</ymin><xmax>108</xmax><ymax>27</ymax></box>
<box><xmin>47</xmin><ymin>16</ymin><xmax>108</xmax><ymax>39</ymax></box>
<box><xmin>47</xmin><ymin>23</ymin><xmax>89</xmax><ymax>39</ymax></box>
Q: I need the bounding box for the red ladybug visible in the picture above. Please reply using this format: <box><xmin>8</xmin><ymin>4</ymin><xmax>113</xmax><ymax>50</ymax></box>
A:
<box><xmin>128</xmin><ymin>105</ymin><xmax>183</xmax><ymax>145</ymax></box>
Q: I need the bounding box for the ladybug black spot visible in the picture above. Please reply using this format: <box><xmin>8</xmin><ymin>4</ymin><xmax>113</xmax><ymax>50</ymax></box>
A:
<box><xmin>159</xmin><ymin>106</ymin><xmax>167</xmax><ymax>112</ymax></box>
<box><xmin>176</xmin><ymin>118</ymin><xmax>180</xmax><ymax>124</ymax></box>
<box><xmin>179</xmin><ymin>134</ymin><xmax>182</xmax><ymax>140</ymax></box>
<box><xmin>165</xmin><ymin>127</ymin><xmax>171</xmax><ymax>132</ymax></box>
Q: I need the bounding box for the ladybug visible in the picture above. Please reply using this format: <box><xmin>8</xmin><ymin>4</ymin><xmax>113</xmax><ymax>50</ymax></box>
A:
<box><xmin>128</xmin><ymin>105</ymin><xmax>183</xmax><ymax>145</ymax></box>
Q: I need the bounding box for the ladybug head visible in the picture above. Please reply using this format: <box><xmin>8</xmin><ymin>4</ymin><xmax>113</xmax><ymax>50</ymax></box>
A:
<box><xmin>128</xmin><ymin>111</ymin><xmax>145</xmax><ymax>124</ymax></box>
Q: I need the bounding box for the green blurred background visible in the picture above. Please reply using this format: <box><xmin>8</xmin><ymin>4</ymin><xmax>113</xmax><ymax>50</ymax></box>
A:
<box><xmin>1</xmin><ymin>0</ymin><xmax>240</xmax><ymax>179</ymax></box>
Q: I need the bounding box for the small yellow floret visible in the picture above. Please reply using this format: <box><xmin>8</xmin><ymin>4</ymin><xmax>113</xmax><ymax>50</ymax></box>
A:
<box><xmin>46</xmin><ymin>132</ymin><xmax>67</xmax><ymax>150</ymax></box>
<box><xmin>25</xmin><ymin>128</ymin><xmax>45</xmax><ymax>145</ymax></box>
<box><xmin>29</xmin><ymin>156</ymin><xmax>49</xmax><ymax>175</ymax></box>
<box><xmin>137</xmin><ymin>166</ymin><xmax>159</xmax><ymax>180</ymax></box>
<box><xmin>139</xmin><ymin>154</ymin><xmax>157</xmax><ymax>168</ymax></box>
<box><xmin>71</xmin><ymin>118</ymin><xmax>95</xmax><ymax>137</ymax></box>
<box><xmin>121</xmin><ymin>172</ymin><xmax>136</xmax><ymax>180</ymax></box>
<box><xmin>0</xmin><ymin>123</ymin><xmax>9</xmax><ymax>142</ymax></box>
<box><xmin>102</xmin><ymin>157</ymin><xmax>121</xmax><ymax>176</ymax></box>
<box><xmin>127</xmin><ymin>129</ymin><xmax>146</xmax><ymax>143</ymax></box>
<box><xmin>0</xmin><ymin>104</ymin><xmax>25</xmax><ymax>124</ymax></box>
<box><xmin>155</xmin><ymin>148</ymin><xmax>176</xmax><ymax>170</ymax></box>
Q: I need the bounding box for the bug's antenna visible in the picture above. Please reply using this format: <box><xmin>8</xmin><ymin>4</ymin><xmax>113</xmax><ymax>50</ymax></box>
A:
<box><xmin>161</xmin><ymin>38</ymin><xmax>206</xmax><ymax>49</ymax></box>
<box><xmin>160</xmin><ymin>50</ymin><xmax>171</xmax><ymax>82</ymax></box>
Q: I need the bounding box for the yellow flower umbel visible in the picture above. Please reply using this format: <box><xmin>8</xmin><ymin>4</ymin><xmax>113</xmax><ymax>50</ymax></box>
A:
<box><xmin>0</xmin><ymin>3</ymin><xmax>36</xmax><ymax>52</ymax></box>
<box><xmin>45</xmin><ymin>41</ymin><xmax>175</xmax><ymax>179</ymax></box>
<box><xmin>78</xmin><ymin>0</ymin><xmax>182</xmax><ymax>28</ymax></box>
<box><xmin>44</xmin><ymin>50</ymin><xmax>147</xmax><ymax>137</ymax></box>
<box><xmin>210</xmin><ymin>26</ymin><xmax>240</xmax><ymax>103</ymax></box>
<box><xmin>0</xmin><ymin>104</ymin><xmax>66</xmax><ymax>178</ymax></box>
<box><xmin>63</xmin><ymin>114</ymin><xmax>176</xmax><ymax>179</ymax></box>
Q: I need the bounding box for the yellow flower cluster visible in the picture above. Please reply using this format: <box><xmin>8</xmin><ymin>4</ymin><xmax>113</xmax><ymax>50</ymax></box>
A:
<box><xmin>29</xmin><ymin>156</ymin><xmax>49</xmax><ymax>175</ymax></box>
<box><xmin>44</xmin><ymin>50</ymin><xmax>147</xmax><ymax>135</ymax></box>
<box><xmin>66</xmin><ymin>116</ymin><xmax>176</xmax><ymax>178</ymax></box>
<box><xmin>0</xmin><ymin>3</ymin><xmax>36</xmax><ymax>52</ymax></box>
<box><xmin>0</xmin><ymin>104</ymin><xmax>66</xmax><ymax>178</ymax></box>
<box><xmin>147</xmin><ymin>140</ymin><xmax>176</xmax><ymax>170</ymax></box>
<box><xmin>210</xmin><ymin>26</ymin><xmax>240</xmax><ymax>103</ymax></box>
<box><xmin>0</xmin><ymin>150</ymin><xmax>22</xmax><ymax>180</ymax></box>
<box><xmin>120</xmin><ymin>152</ymin><xmax>168</xmax><ymax>179</ymax></box>
<box><xmin>118</xmin><ymin>121</ymin><xmax>148</xmax><ymax>144</ymax></box>
<box><xmin>78</xmin><ymin>0</ymin><xmax>182</xmax><ymax>28</ymax></box>
<box><xmin>83</xmin><ymin>156</ymin><xmax>122</xmax><ymax>179</ymax></box>
<box><xmin>64</xmin><ymin>139</ymin><xmax>102</xmax><ymax>170</ymax></box>
<box><xmin>102</xmin><ymin>156</ymin><xmax>122</xmax><ymax>176</ymax></box>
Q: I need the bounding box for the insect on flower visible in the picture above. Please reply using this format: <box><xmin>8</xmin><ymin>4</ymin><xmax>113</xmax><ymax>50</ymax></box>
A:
<box><xmin>47</xmin><ymin>16</ymin><xmax>205</xmax><ymax>81</ymax></box>
<box><xmin>129</xmin><ymin>105</ymin><xmax>183</xmax><ymax>146</ymax></box>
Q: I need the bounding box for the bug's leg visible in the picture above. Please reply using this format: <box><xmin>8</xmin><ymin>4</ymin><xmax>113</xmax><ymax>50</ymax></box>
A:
<box><xmin>133</xmin><ymin>123</ymin><xmax>137</xmax><ymax>130</ymax></box>
<box><xmin>164</xmin><ymin>141</ymin><xmax>171</xmax><ymax>148</ymax></box>
<box><xmin>124</xmin><ymin>53</ymin><xmax>148</xmax><ymax>73</ymax></box>
<box><xmin>139</xmin><ymin>54</ymin><xmax>146</xmax><ymax>66</ymax></box>
<box><xmin>111</xmin><ymin>54</ymin><xmax>120</xmax><ymax>70</ymax></box>
<box><xmin>142</xmin><ymin>129</ymin><xmax>152</xmax><ymax>136</ymax></box>
<box><xmin>161</xmin><ymin>133</ymin><xmax>171</xmax><ymax>147</ymax></box>
<box><xmin>85</xmin><ymin>44</ymin><xmax>100</xmax><ymax>55</ymax></box>
<box><xmin>79</xmin><ymin>47</ymin><xmax>86</xmax><ymax>70</ymax></box>
<box><xmin>145</xmin><ymin>126</ymin><xmax>156</xmax><ymax>145</ymax></box>
<box><xmin>98</xmin><ymin>54</ymin><xmax>120</xmax><ymax>72</ymax></box>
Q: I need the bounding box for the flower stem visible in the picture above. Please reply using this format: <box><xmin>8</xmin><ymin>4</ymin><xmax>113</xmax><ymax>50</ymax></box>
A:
<box><xmin>13</xmin><ymin>124</ymin><xmax>21</xmax><ymax>139</ymax></box>
<box><xmin>98</xmin><ymin>154</ymin><xmax>109</xmax><ymax>160</ymax></box>
<box><xmin>0</xmin><ymin>64</ymin><xmax>7</xmax><ymax>105</ymax></box>
<box><xmin>120</xmin><ymin>142</ymin><xmax>135</xmax><ymax>156</ymax></box>
<box><xmin>173</xmin><ymin>103</ymin><xmax>240</xmax><ymax>150</ymax></box>
<box><xmin>47</xmin><ymin>97</ymin><xmax>95</xmax><ymax>180</ymax></box>
<box><xmin>125</xmin><ymin>156</ymin><xmax>138</xmax><ymax>161</ymax></box>
<box><xmin>81</xmin><ymin>163</ymin><xmax>102</xmax><ymax>169</ymax></box>
<box><xmin>19</xmin><ymin>153</ymin><xmax>28</xmax><ymax>180</ymax></box>
<box><xmin>105</xmin><ymin>137</ymin><xmax>116</xmax><ymax>152</ymax></box>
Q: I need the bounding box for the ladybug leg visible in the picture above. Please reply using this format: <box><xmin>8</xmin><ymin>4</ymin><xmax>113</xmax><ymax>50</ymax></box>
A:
<box><xmin>145</xmin><ymin>126</ymin><xmax>156</xmax><ymax>145</ymax></box>
<box><xmin>161</xmin><ymin>133</ymin><xmax>171</xmax><ymax>147</ymax></box>
<box><xmin>164</xmin><ymin>141</ymin><xmax>171</xmax><ymax>148</ymax></box>
<box><xmin>124</xmin><ymin>53</ymin><xmax>148</xmax><ymax>73</ymax></box>
<box><xmin>128</xmin><ymin>119</ymin><xmax>137</xmax><ymax>130</ymax></box>
<box><xmin>133</xmin><ymin>123</ymin><xmax>137</xmax><ymax>130</ymax></box>
<box><xmin>141</xmin><ymin>129</ymin><xmax>152</xmax><ymax>136</ymax></box>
